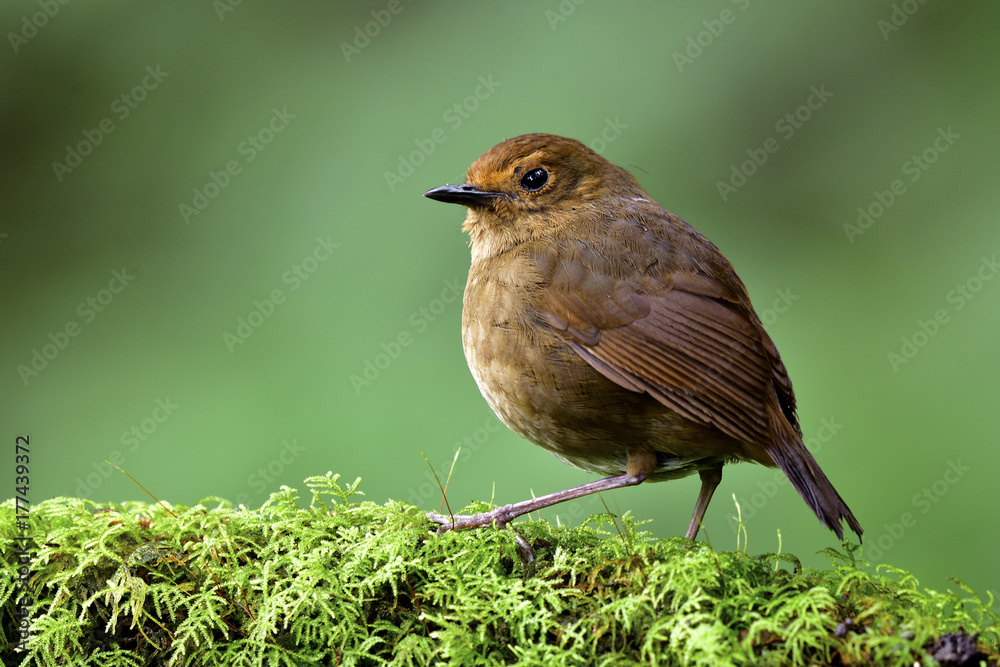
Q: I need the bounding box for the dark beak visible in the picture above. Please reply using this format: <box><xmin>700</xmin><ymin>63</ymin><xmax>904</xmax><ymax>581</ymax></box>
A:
<box><xmin>423</xmin><ymin>183</ymin><xmax>505</xmax><ymax>207</ymax></box>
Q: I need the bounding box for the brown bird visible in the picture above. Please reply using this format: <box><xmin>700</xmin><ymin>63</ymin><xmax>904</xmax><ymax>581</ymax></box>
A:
<box><xmin>423</xmin><ymin>133</ymin><xmax>861</xmax><ymax>541</ymax></box>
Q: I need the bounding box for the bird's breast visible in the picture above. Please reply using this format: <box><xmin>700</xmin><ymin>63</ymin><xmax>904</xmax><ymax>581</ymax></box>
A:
<box><xmin>460</xmin><ymin>251</ymin><xmax>720</xmax><ymax>479</ymax></box>
<box><xmin>462</xmin><ymin>253</ymin><xmax>562</xmax><ymax>446</ymax></box>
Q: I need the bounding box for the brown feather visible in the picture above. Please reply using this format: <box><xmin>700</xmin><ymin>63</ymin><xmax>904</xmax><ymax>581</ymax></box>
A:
<box><xmin>429</xmin><ymin>132</ymin><xmax>861</xmax><ymax>541</ymax></box>
<box><xmin>533</xmin><ymin>210</ymin><xmax>861</xmax><ymax>539</ymax></box>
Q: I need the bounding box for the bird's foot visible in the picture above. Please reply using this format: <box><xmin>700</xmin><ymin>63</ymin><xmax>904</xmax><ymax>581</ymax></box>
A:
<box><xmin>427</xmin><ymin>508</ymin><xmax>536</xmax><ymax>566</ymax></box>
<box><xmin>426</xmin><ymin>504</ymin><xmax>519</xmax><ymax>534</ymax></box>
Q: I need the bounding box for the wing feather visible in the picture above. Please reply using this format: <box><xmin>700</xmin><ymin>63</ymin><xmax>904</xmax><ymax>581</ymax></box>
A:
<box><xmin>539</xmin><ymin>261</ymin><xmax>779</xmax><ymax>444</ymax></box>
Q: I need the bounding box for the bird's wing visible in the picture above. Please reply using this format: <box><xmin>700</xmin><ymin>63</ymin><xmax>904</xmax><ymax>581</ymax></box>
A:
<box><xmin>534</xmin><ymin>241</ymin><xmax>791</xmax><ymax>446</ymax></box>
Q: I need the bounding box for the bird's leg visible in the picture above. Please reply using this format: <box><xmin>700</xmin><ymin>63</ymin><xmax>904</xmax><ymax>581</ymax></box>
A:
<box><xmin>428</xmin><ymin>451</ymin><xmax>658</xmax><ymax>534</ymax></box>
<box><xmin>426</xmin><ymin>474</ymin><xmax>644</xmax><ymax>533</ymax></box>
<box><xmin>685</xmin><ymin>462</ymin><xmax>723</xmax><ymax>540</ymax></box>
<box><xmin>511</xmin><ymin>527</ymin><xmax>536</xmax><ymax>573</ymax></box>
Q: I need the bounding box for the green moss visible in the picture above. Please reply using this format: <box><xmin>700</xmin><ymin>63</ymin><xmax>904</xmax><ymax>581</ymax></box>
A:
<box><xmin>2</xmin><ymin>474</ymin><xmax>997</xmax><ymax>666</ymax></box>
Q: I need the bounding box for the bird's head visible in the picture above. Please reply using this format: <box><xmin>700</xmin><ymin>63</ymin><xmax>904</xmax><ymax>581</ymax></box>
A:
<box><xmin>424</xmin><ymin>133</ymin><xmax>646</xmax><ymax>259</ymax></box>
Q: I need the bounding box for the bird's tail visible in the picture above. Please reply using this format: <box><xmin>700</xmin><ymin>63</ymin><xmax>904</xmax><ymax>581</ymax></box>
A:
<box><xmin>764</xmin><ymin>406</ymin><xmax>863</xmax><ymax>541</ymax></box>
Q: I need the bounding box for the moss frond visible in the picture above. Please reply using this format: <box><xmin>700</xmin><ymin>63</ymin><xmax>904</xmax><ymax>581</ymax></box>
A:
<box><xmin>2</xmin><ymin>474</ymin><xmax>996</xmax><ymax>666</ymax></box>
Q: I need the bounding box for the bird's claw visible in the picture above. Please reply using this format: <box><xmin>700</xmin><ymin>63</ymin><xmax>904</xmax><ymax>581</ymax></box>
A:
<box><xmin>426</xmin><ymin>510</ymin><xmax>510</xmax><ymax>534</ymax></box>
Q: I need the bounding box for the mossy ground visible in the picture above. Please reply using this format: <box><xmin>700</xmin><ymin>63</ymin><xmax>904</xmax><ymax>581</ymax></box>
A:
<box><xmin>1</xmin><ymin>473</ymin><xmax>997</xmax><ymax>666</ymax></box>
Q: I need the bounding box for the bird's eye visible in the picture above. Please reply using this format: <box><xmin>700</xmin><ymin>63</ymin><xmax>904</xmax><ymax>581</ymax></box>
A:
<box><xmin>519</xmin><ymin>167</ymin><xmax>549</xmax><ymax>192</ymax></box>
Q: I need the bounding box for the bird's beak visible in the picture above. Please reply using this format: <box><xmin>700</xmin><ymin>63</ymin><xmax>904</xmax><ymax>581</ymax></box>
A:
<box><xmin>423</xmin><ymin>183</ymin><xmax>506</xmax><ymax>207</ymax></box>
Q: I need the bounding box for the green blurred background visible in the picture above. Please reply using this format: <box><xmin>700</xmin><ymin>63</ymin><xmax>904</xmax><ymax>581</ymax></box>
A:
<box><xmin>3</xmin><ymin>2</ymin><xmax>997</xmax><ymax>598</ymax></box>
